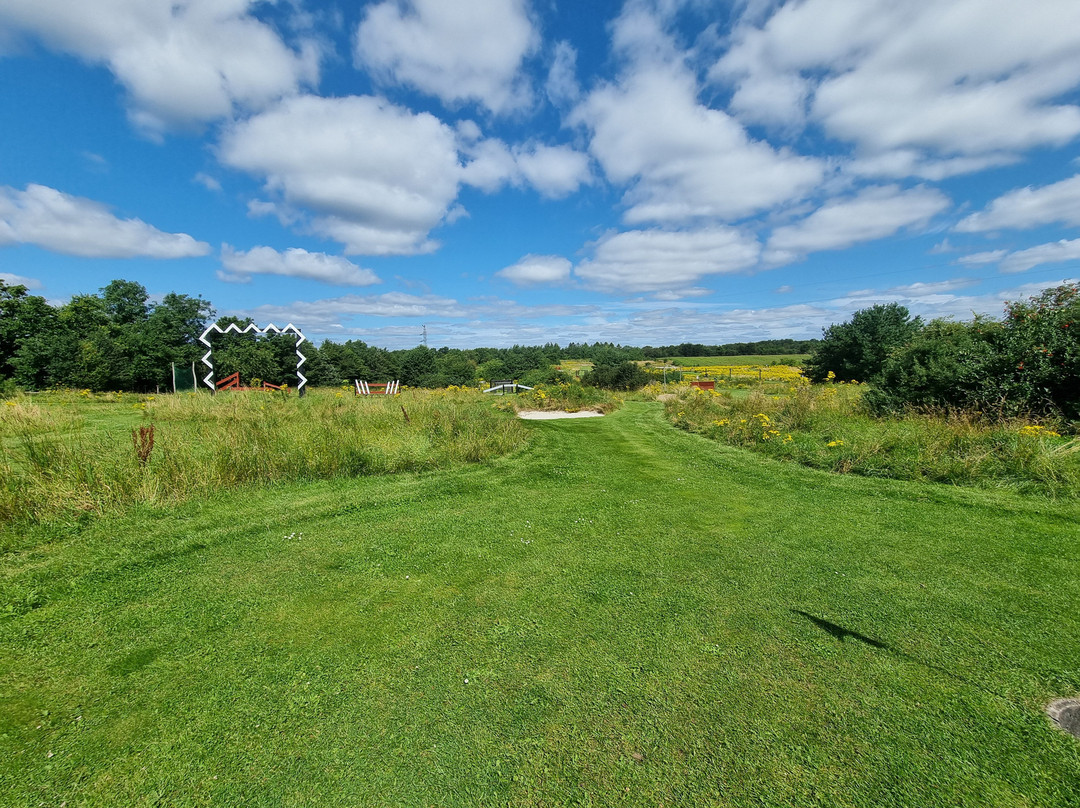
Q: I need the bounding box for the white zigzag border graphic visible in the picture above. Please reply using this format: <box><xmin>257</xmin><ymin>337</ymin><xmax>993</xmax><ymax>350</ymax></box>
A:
<box><xmin>198</xmin><ymin>322</ymin><xmax>307</xmax><ymax>394</ymax></box>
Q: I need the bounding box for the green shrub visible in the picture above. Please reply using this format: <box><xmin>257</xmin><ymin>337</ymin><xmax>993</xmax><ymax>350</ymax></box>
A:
<box><xmin>805</xmin><ymin>303</ymin><xmax>922</xmax><ymax>383</ymax></box>
<box><xmin>582</xmin><ymin>360</ymin><xmax>650</xmax><ymax>390</ymax></box>
<box><xmin>865</xmin><ymin>319</ymin><xmax>994</xmax><ymax>414</ymax></box>
<box><xmin>868</xmin><ymin>283</ymin><xmax>1080</xmax><ymax>421</ymax></box>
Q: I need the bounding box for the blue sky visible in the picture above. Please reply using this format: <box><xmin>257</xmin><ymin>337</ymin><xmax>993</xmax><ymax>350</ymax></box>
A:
<box><xmin>1</xmin><ymin>0</ymin><xmax>1079</xmax><ymax>349</ymax></box>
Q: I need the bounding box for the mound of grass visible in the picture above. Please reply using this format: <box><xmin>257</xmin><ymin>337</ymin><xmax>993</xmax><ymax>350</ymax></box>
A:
<box><xmin>1</xmin><ymin>403</ymin><xmax>1078</xmax><ymax>806</ymax></box>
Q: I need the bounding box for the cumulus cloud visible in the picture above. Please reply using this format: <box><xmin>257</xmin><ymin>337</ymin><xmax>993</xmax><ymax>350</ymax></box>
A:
<box><xmin>572</xmin><ymin>60</ymin><xmax>823</xmax><ymax>224</ymax></box>
<box><xmin>0</xmin><ymin>184</ymin><xmax>210</xmax><ymax>258</ymax></box>
<box><xmin>0</xmin><ymin>0</ymin><xmax>319</xmax><ymax>133</ymax></box>
<box><xmin>576</xmin><ymin>227</ymin><xmax>761</xmax><ymax>294</ymax></box>
<box><xmin>764</xmin><ymin>185</ymin><xmax>950</xmax><ymax>265</ymax></box>
<box><xmin>219</xmin><ymin>245</ymin><xmax>381</xmax><ymax>286</ymax></box>
<box><xmin>513</xmin><ymin>144</ymin><xmax>592</xmax><ymax>199</ymax></box>
<box><xmin>999</xmin><ymin>239</ymin><xmax>1080</xmax><ymax>274</ymax></box>
<box><xmin>495</xmin><ymin>255</ymin><xmax>572</xmax><ymax>286</ymax></box>
<box><xmin>219</xmin><ymin>95</ymin><xmax>461</xmax><ymax>256</ymax></box>
<box><xmin>355</xmin><ymin>0</ymin><xmax>538</xmax><ymax>114</ymax></box>
<box><xmin>955</xmin><ymin>174</ymin><xmax>1080</xmax><ymax>232</ymax></box>
<box><xmin>714</xmin><ymin>0</ymin><xmax>1080</xmax><ymax>171</ymax></box>
<box><xmin>461</xmin><ymin>138</ymin><xmax>591</xmax><ymax>199</ymax></box>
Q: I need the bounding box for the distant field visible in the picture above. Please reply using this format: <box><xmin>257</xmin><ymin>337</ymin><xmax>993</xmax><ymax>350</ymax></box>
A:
<box><xmin>556</xmin><ymin>359</ymin><xmax>593</xmax><ymax>375</ymax></box>
<box><xmin>658</xmin><ymin>354</ymin><xmax>809</xmax><ymax>366</ymax></box>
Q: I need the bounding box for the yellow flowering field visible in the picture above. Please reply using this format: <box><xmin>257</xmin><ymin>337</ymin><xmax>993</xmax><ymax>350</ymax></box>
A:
<box><xmin>675</xmin><ymin>363</ymin><xmax>808</xmax><ymax>383</ymax></box>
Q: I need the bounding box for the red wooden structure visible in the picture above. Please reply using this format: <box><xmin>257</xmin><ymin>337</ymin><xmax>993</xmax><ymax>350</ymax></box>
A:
<box><xmin>355</xmin><ymin>380</ymin><xmax>401</xmax><ymax>396</ymax></box>
<box><xmin>689</xmin><ymin>380</ymin><xmax>716</xmax><ymax>390</ymax></box>
<box><xmin>215</xmin><ymin>372</ymin><xmax>289</xmax><ymax>392</ymax></box>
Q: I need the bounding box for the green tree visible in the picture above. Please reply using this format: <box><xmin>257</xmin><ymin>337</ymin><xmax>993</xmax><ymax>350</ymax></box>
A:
<box><xmin>583</xmin><ymin>360</ymin><xmax>650</xmax><ymax>391</ymax></box>
<box><xmin>399</xmin><ymin>346</ymin><xmax>438</xmax><ymax>386</ymax></box>
<box><xmin>1</xmin><ymin>281</ymin><xmax>57</xmax><ymax>385</ymax></box>
<box><xmin>805</xmin><ymin>303</ymin><xmax>923</xmax><ymax>383</ymax></box>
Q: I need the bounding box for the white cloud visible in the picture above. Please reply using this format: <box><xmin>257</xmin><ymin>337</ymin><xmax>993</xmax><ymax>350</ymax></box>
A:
<box><xmin>512</xmin><ymin>143</ymin><xmax>591</xmax><ymax>199</ymax></box>
<box><xmin>999</xmin><ymin>239</ymin><xmax>1080</xmax><ymax>274</ymax></box>
<box><xmin>0</xmin><ymin>0</ymin><xmax>319</xmax><ymax>133</ymax></box>
<box><xmin>576</xmin><ymin>227</ymin><xmax>761</xmax><ymax>294</ymax></box>
<box><xmin>881</xmin><ymin>278</ymin><xmax>979</xmax><ymax>297</ymax></box>
<box><xmin>240</xmin><ymin>291</ymin><xmax>470</xmax><ymax>335</ymax></box>
<box><xmin>0</xmin><ymin>272</ymin><xmax>43</xmax><ymax>290</ymax></box>
<box><xmin>355</xmin><ymin>0</ymin><xmax>538</xmax><ymax>114</ymax></box>
<box><xmin>219</xmin><ymin>95</ymin><xmax>461</xmax><ymax>256</ymax></box>
<box><xmin>219</xmin><ymin>245</ymin><xmax>381</xmax><ymax>286</ymax></box>
<box><xmin>955</xmin><ymin>173</ymin><xmax>1080</xmax><ymax>232</ymax></box>
<box><xmin>956</xmin><ymin>250</ymin><xmax>1007</xmax><ymax>266</ymax></box>
<box><xmin>496</xmin><ymin>255</ymin><xmax>572</xmax><ymax>286</ymax></box>
<box><xmin>572</xmin><ymin>34</ymin><xmax>823</xmax><ymax>224</ymax></box>
<box><xmin>715</xmin><ymin>0</ymin><xmax>1080</xmax><ymax>171</ymax></box>
<box><xmin>546</xmin><ymin>40</ymin><xmax>580</xmax><ymax>106</ymax></box>
<box><xmin>846</xmin><ymin>150</ymin><xmax>1018</xmax><ymax>182</ymax></box>
<box><xmin>0</xmin><ymin>184</ymin><xmax>210</xmax><ymax>258</ymax></box>
<box><xmin>765</xmin><ymin>185</ymin><xmax>950</xmax><ymax>265</ymax></box>
<box><xmin>461</xmin><ymin>138</ymin><xmax>591</xmax><ymax>199</ymax></box>
<box><xmin>459</xmin><ymin>139</ymin><xmax>518</xmax><ymax>193</ymax></box>
<box><xmin>193</xmin><ymin>172</ymin><xmax>221</xmax><ymax>192</ymax></box>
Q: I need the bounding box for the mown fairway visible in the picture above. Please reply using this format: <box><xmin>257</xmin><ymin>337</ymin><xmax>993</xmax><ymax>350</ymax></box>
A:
<box><xmin>2</xmin><ymin>402</ymin><xmax>1078</xmax><ymax>806</ymax></box>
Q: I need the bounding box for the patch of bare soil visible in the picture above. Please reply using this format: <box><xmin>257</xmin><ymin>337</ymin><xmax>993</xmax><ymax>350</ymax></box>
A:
<box><xmin>517</xmin><ymin>410</ymin><xmax>604</xmax><ymax>420</ymax></box>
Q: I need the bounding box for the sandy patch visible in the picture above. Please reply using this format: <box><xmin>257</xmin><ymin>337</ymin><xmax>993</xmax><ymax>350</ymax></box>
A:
<box><xmin>517</xmin><ymin>410</ymin><xmax>604</xmax><ymax>420</ymax></box>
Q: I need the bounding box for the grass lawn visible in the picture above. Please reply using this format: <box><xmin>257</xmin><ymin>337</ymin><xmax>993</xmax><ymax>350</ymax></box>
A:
<box><xmin>2</xmin><ymin>402</ymin><xmax>1078</xmax><ymax>806</ymax></box>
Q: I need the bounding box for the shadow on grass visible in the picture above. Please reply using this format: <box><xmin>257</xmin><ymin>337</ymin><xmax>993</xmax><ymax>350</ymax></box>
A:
<box><xmin>791</xmin><ymin>609</ymin><xmax>1014</xmax><ymax>704</ymax></box>
<box><xmin>792</xmin><ymin>610</ymin><xmax>889</xmax><ymax>649</ymax></box>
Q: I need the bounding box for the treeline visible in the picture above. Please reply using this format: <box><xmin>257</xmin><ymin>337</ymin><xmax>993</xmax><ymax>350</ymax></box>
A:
<box><xmin>1</xmin><ymin>278</ymin><xmax>807</xmax><ymax>393</ymax></box>
<box><xmin>0</xmin><ymin>279</ymin><xmax>213</xmax><ymax>393</ymax></box>
<box><xmin>560</xmin><ymin>339</ymin><xmax>817</xmax><ymax>360</ymax></box>
<box><xmin>643</xmin><ymin>339</ymin><xmax>818</xmax><ymax>357</ymax></box>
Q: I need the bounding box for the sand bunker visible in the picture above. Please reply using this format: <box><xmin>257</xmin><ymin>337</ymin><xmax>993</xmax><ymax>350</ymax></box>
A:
<box><xmin>517</xmin><ymin>410</ymin><xmax>604</xmax><ymax>420</ymax></box>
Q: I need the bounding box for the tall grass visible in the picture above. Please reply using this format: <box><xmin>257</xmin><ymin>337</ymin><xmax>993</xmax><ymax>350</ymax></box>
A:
<box><xmin>664</xmin><ymin>382</ymin><xmax>1080</xmax><ymax>497</ymax></box>
<box><xmin>0</xmin><ymin>388</ymin><xmax>526</xmax><ymax>531</ymax></box>
<box><xmin>495</xmin><ymin>381</ymin><xmax>621</xmax><ymax>413</ymax></box>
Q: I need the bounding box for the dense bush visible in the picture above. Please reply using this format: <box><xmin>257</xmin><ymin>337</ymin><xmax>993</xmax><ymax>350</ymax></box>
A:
<box><xmin>805</xmin><ymin>303</ymin><xmax>922</xmax><ymax>383</ymax></box>
<box><xmin>582</xmin><ymin>360</ymin><xmax>651</xmax><ymax>391</ymax></box>
<box><xmin>989</xmin><ymin>283</ymin><xmax>1080</xmax><ymax>420</ymax></box>
<box><xmin>864</xmin><ymin>319</ymin><xmax>994</xmax><ymax>414</ymax></box>
<box><xmin>868</xmin><ymin>284</ymin><xmax>1079</xmax><ymax>421</ymax></box>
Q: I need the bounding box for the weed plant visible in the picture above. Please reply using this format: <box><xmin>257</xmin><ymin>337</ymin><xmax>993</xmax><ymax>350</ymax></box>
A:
<box><xmin>665</xmin><ymin>381</ymin><xmax>1080</xmax><ymax>496</ymax></box>
<box><xmin>0</xmin><ymin>388</ymin><xmax>525</xmax><ymax>532</ymax></box>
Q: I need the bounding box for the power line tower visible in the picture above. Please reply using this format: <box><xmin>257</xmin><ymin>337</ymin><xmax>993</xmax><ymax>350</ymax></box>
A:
<box><xmin>422</xmin><ymin>324</ymin><xmax>428</xmax><ymax>347</ymax></box>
